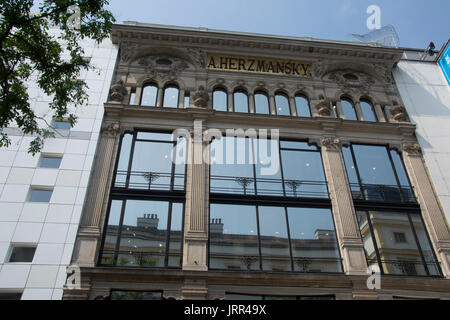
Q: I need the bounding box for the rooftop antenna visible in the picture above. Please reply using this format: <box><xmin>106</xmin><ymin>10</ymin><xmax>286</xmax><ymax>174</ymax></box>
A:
<box><xmin>352</xmin><ymin>25</ymin><xmax>400</xmax><ymax>48</ymax></box>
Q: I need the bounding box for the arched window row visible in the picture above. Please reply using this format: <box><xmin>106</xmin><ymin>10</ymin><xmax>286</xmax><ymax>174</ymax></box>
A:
<box><xmin>212</xmin><ymin>87</ymin><xmax>312</xmax><ymax>117</ymax></box>
<box><xmin>137</xmin><ymin>82</ymin><xmax>184</xmax><ymax>108</ymax></box>
<box><xmin>330</xmin><ymin>95</ymin><xmax>380</xmax><ymax>122</ymax></box>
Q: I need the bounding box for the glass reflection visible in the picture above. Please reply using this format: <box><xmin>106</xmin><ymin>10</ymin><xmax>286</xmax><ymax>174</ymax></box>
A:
<box><xmin>234</xmin><ymin>90</ymin><xmax>249</xmax><ymax>113</ymax></box>
<box><xmin>341</xmin><ymin>98</ymin><xmax>357</xmax><ymax>120</ymax></box>
<box><xmin>288</xmin><ymin>207</ymin><xmax>341</xmax><ymax>272</ymax></box>
<box><xmin>254</xmin><ymin>92</ymin><xmax>270</xmax><ymax>114</ymax></box>
<box><xmin>295</xmin><ymin>95</ymin><xmax>311</xmax><ymax>117</ymax></box>
<box><xmin>259</xmin><ymin>206</ymin><xmax>291</xmax><ymax>271</ymax></box>
<box><xmin>141</xmin><ymin>84</ymin><xmax>158</xmax><ymax>106</ymax></box>
<box><xmin>213</xmin><ymin>88</ymin><xmax>227</xmax><ymax>111</ymax></box>
<box><xmin>275</xmin><ymin>93</ymin><xmax>290</xmax><ymax>116</ymax></box>
<box><xmin>358</xmin><ymin>211</ymin><xmax>440</xmax><ymax>276</ymax></box>
<box><xmin>163</xmin><ymin>86</ymin><xmax>179</xmax><ymax>108</ymax></box>
<box><xmin>100</xmin><ymin>200</ymin><xmax>123</xmax><ymax>265</ymax></box>
<box><xmin>360</xmin><ymin>100</ymin><xmax>377</xmax><ymax>122</ymax></box>
<box><xmin>209</xmin><ymin>204</ymin><xmax>259</xmax><ymax>270</ymax></box>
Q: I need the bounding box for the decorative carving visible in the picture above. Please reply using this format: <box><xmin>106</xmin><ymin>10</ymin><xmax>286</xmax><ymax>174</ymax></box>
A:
<box><xmin>101</xmin><ymin>122</ymin><xmax>120</xmax><ymax>137</ymax></box>
<box><xmin>315</xmin><ymin>99</ymin><xmax>333</xmax><ymax>117</ymax></box>
<box><xmin>187</xmin><ymin>48</ymin><xmax>206</xmax><ymax>68</ymax></box>
<box><xmin>109</xmin><ymin>80</ymin><xmax>128</xmax><ymax>103</ymax></box>
<box><xmin>119</xmin><ymin>41</ymin><xmax>139</xmax><ymax>63</ymax></box>
<box><xmin>312</xmin><ymin>60</ymin><xmax>326</xmax><ymax>79</ymax></box>
<box><xmin>327</xmin><ymin>70</ymin><xmax>375</xmax><ymax>95</ymax></box>
<box><xmin>192</xmin><ymin>86</ymin><xmax>209</xmax><ymax>108</ymax></box>
<box><xmin>402</xmin><ymin>142</ymin><xmax>422</xmax><ymax>155</ymax></box>
<box><xmin>390</xmin><ymin>105</ymin><xmax>408</xmax><ymax>122</ymax></box>
<box><xmin>133</xmin><ymin>54</ymin><xmax>189</xmax><ymax>81</ymax></box>
<box><xmin>321</xmin><ymin>136</ymin><xmax>341</xmax><ymax>150</ymax></box>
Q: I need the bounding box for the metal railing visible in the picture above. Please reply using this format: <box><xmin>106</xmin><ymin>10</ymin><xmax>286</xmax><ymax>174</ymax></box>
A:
<box><xmin>114</xmin><ymin>170</ymin><xmax>185</xmax><ymax>191</ymax></box>
<box><xmin>210</xmin><ymin>175</ymin><xmax>329</xmax><ymax>198</ymax></box>
<box><xmin>350</xmin><ymin>183</ymin><xmax>416</xmax><ymax>203</ymax></box>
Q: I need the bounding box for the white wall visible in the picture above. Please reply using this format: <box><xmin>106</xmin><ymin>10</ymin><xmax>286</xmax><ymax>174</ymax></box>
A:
<box><xmin>394</xmin><ymin>60</ymin><xmax>450</xmax><ymax>224</ymax></box>
<box><xmin>0</xmin><ymin>36</ymin><xmax>117</xmax><ymax>300</ymax></box>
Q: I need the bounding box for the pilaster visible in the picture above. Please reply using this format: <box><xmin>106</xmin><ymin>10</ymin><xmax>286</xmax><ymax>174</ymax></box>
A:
<box><xmin>319</xmin><ymin>136</ymin><xmax>368</xmax><ymax>275</ymax></box>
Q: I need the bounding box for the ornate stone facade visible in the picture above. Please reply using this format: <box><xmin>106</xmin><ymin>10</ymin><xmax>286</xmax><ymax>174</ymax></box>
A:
<box><xmin>64</xmin><ymin>22</ymin><xmax>450</xmax><ymax>300</ymax></box>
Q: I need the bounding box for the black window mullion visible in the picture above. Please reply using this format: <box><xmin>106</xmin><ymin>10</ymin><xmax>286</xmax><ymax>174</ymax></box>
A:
<box><xmin>349</xmin><ymin>145</ymin><xmax>364</xmax><ymax>194</ymax></box>
<box><xmin>406</xmin><ymin>213</ymin><xmax>430</xmax><ymax>276</ymax></box>
<box><xmin>125</xmin><ymin>131</ymin><xmax>137</xmax><ymax>189</ymax></box>
<box><xmin>170</xmin><ymin>141</ymin><xmax>177</xmax><ymax>191</ymax></box>
<box><xmin>251</xmin><ymin>138</ymin><xmax>258</xmax><ymax>195</ymax></box>
<box><xmin>164</xmin><ymin>201</ymin><xmax>173</xmax><ymax>267</ymax></box>
<box><xmin>365</xmin><ymin>210</ymin><xmax>385</xmax><ymax>275</ymax></box>
<box><xmin>278</xmin><ymin>142</ymin><xmax>287</xmax><ymax>197</ymax></box>
<box><xmin>386</xmin><ymin>146</ymin><xmax>404</xmax><ymax>193</ymax></box>
<box><xmin>284</xmin><ymin>206</ymin><xmax>294</xmax><ymax>271</ymax></box>
<box><xmin>113</xmin><ymin>199</ymin><xmax>127</xmax><ymax>265</ymax></box>
<box><xmin>255</xmin><ymin>205</ymin><xmax>263</xmax><ymax>270</ymax></box>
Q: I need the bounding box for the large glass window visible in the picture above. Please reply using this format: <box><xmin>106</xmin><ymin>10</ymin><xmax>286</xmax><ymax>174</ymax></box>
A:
<box><xmin>114</xmin><ymin>132</ymin><xmax>186</xmax><ymax>191</ymax></box>
<box><xmin>141</xmin><ymin>83</ymin><xmax>158</xmax><ymax>106</ymax></box>
<box><xmin>162</xmin><ymin>85</ymin><xmax>179</xmax><ymax>108</ymax></box>
<box><xmin>342</xmin><ymin>144</ymin><xmax>414</xmax><ymax>203</ymax></box>
<box><xmin>254</xmin><ymin>91</ymin><xmax>270</xmax><ymax>114</ymax></box>
<box><xmin>209</xmin><ymin>204</ymin><xmax>341</xmax><ymax>273</ymax></box>
<box><xmin>340</xmin><ymin>97</ymin><xmax>357</xmax><ymax>120</ymax></box>
<box><xmin>100</xmin><ymin>131</ymin><xmax>187</xmax><ymax>269</ymax></box>
<box><xmin>233</xmin><ymin>90</ymin><xmax>249</xmax><ymax>113</ymax></box>
<box><xmin>275</xmin><ymin>93</ymin><xmax>291</xmax><ymax>116</ymax></box>
<box><xmin>295</xmin><ymin>94</ymin><xmax>311</xmax><ymax>117</ymax></box>
<box><xmin>213</xmin><ymin>88</ymin><xmax>227</xmax><ymax>112</ymax></box>
<box><xmin>357</xmin><ymin>210</ymin><xmax>440</xmax><ymax>276</ymax></box>
<box><xmin>209</xmin><ymin>137</ymin><xmax>327</xmax><ymax>199</ymax></box>
<box><xmin>100</xmin><ymin>199</ymin><xmax>183</xmax><ymax>268</ymax></box>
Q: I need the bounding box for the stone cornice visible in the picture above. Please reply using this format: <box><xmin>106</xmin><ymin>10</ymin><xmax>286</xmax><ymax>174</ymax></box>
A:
<box><xmin>111</xmin><ymin>23</ymin><xmax>403</xmax><ymax>65</ymax></box>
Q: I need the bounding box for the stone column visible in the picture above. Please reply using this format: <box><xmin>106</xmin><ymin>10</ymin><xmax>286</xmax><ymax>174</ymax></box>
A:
<box><xmin>134</xmin><ymin>87</ymin><xmax>142</xmax><ymax>105</ymax></box>
<box><xmin>374</xmin><ymin>104</ymin><xmax>386</xmax><ymax>122</ymax></box>
<box><xmin>354</xmin><ymin>101</ymin><xmax>363</xmax><ymax>121</ymax></box>
<box><xmin>227</xmin><ymin>92</ymin><xmax>233</xmax><ymax>112</ymax></box>
<box><xmin>72</xmin><ymin>121</ymin><xmax>121</xmax><ymax>267</ymax></box>
<box><xmin>401</xmin><ymin>142</ymin><xmax>450</xmax><ymax>278</ymax></box>
<box><xmin>289</xmin><ymin>96</ymin><xmax>297</xmax><ymax>117</ymax></box>
<box><xmin>182</xmin><ymin>120</ymin><xmax>209</xmax><ymax>271</ymax></box>
<box><xmin>319</xmin><ymin>136</ymin><xmax>368</xmax><ymax>275</ymax></box>
<box><xmin>336</xmin><ymin>100</ymin><xmax>345</xmax><ymax>119</ymax></box>
<box><xmin>248</xmin><ymin>93</ymin><xmax>255</xmax><ymax>113</ymax></box>
<box><xmin>156</xmin><ymin>86</ymin><xmax>164</xmax><ymax>107</ymax></box>
<box><xmin>269</xmin><ymin>94</ymin><xmax>276</xmax><ymax>115</ymax></box>
<box><xmin>178</xmin><ymin>89</ymin><xmax>185</xmax><ymax>109</ymax></box>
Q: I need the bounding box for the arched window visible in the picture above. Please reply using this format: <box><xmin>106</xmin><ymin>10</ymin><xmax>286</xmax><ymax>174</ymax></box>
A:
<box><xmin>213</xmin><ymin>88</ymin><xmax>227</xmax><ymax>112</ymax></box>
<box><xmin>162</xmin><ymin>84</ymin><xmax>179</xmax><ymax>108</ymax></box>
<box><xmin>233</xmin><ymin>89</ymin><xmax>249</xmax><ymax>113</ymax></box>
<box><xmin>254</xmin><ymin>91</ymin><xmax>270</xmax><ymax>114</ymax></box>
<box><xmin>295</xmin><ymin>94</ymin><xmax>311</xmax><ymax>117</ymax></box>
<box><xmin>140</xmin><ymin>83</ymin><xmax>158</xmax><ymax>106</ymax></box>
<box><xmin>275</xmin><ymin>92</ymin><xmax>290</xmax><ymax>116</ymax></box>
<box><xmin>340</xmin><ymin>97</ymin><xmax>357</xmax><ymax>120</ymax></box>
<box><xmin>360</xmin><ymin>99</ymin><xmax>377</xmax><ymax>122</ymax></box>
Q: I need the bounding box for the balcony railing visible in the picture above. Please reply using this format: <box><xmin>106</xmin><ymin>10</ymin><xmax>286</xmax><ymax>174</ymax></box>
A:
<box><xmin>350</xmin><ymin>183</ymin><xmax>416</xmax><ymax>203</ymax></box>
<box><xmin>210</xmin><ymin>175</ymin><xmax>329</xmax><ymax>198</ymax></box>
<box><xmin>367</xmin><ymin>259</ymin><xmax>441</xmax><ymax>277</ymax></box>
<box><xmin>114</xmin><ymin>170</ymin><xmax>185</xmax><ymax>191</ymax></box>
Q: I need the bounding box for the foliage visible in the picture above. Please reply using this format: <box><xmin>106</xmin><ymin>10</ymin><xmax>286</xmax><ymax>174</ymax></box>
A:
<box><xmin>0</xmin><ymin>0</ymin><xmax>114</xmax><ymax>154</ymax></box>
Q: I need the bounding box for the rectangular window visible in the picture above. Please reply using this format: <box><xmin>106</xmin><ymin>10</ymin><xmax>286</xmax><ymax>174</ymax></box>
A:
<box><xmin>357</xmin><ymin>210</ymin><xmax>441</xmax><ymax>277</ymax></box>
<box><xmin>184</xmin><ymin>92</ymin><xmax>190</xmax><ymax>108</ymax></box>
<box><xmin>52</xmin><ymin>120</ymin><xmax>71</xmax><ymax>130</ymax></box>
<box><xmin>9</xmin><ymin>246</ymin><xmax>36</xmax><ymax>263</ymax></box>
<box><xmin>209</xmin><ymin>204</ymin><xmax>342</xmax><ymax>273</ymax></box>
<box><xmin>39</xmin><ymin>155</ymin><xmax>62</xmax><ymax>168</ymax></box>
<box><xmin>28</xmin><ymin>188</ymin><xmax>53</xmax><ymax>202</ymax></box>
<box><xmin>342</xmin><ymin>144</ymin><xmax>415</xmax><ymax>203</ymax></box>
<box><xmin>129</xmin><ymin>88</ymin><xmax>136</xmax><ymax>105</ymax></box>
<box><xmin>209</xmin><ymin>137</ymin><xmax>328</xmax><ymax>199</ymax></box>
<box><xmin>100</xmin><ymin>199</ymin><xmax>184</xmax><ymax>268</ymax></box>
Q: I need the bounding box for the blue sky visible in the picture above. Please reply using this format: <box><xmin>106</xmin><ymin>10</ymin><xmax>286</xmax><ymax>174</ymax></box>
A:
<box><xmin>107</xmin><ymin>0</ymin><xmax>450</xmax><ymax>50</ymax></box>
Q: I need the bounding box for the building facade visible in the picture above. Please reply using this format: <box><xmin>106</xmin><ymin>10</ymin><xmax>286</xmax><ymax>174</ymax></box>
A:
<box><xmin>0</xmin><ymin>34</ymin><xmax>117</xmax><ymax>300</ymax></box>
<box><xmin>64</xmin><ymin>22</ymin><xmax>450</xmax><ymax>300</ymax></box>
<box><xmin>393</xmin><ymin>42</ymin><xmax>450</xmax><ymax>223</ymax></box>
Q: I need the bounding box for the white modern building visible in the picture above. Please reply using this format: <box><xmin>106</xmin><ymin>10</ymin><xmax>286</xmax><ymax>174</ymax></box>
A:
<box><xmin>393</xmin><ymin>42</ymin><xmax>450</xmax><ymax>222</ymax></box>
<box><xmin>0</xmin><ymin>34</ymin><xmax>117</xmax><ymax>300</ymax></box>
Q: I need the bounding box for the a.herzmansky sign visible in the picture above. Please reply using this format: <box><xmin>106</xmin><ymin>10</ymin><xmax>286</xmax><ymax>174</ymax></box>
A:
<box><xmin>207</xmin><ymin>53</ymin><xmax>312</xmax><ymax>77</ymax></box>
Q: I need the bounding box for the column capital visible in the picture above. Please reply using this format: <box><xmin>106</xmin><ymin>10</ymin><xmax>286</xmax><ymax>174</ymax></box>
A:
<box><xmin>101</xmin><ymin>121</ymin><xmax>120</xmax><ymax>137</ymax></box>
<box><xmin>402</xmin><ymin>142</ymin><xmax>422</xmax><ymax>156</ymax></box>
<box><xmin>320</xmin><ymin>136</ymin><xmax>341</xmax><ymax>151</ymax></box>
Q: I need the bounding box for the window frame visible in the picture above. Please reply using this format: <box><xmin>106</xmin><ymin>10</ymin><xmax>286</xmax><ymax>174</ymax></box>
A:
<box><xmin>340</xmin><ymin>97</ymin><xmax>358</xmax><ymax>120</ymax></box>
<box><xmin>294</xmin><ymin>94</ymin><xmax>311</xmax><ymax>118</ymax></box>
<box><xmin>233</xmin><ymin>89</ymin><xmax>249</xmax><ymax>113</ymax></box>
<box><xmin>162</xmin><ymin>84</ymin><xmax>180</xmax><ymax>108</ymax></box>
<box><xmin>253</xmin><ymin>90</ymin><xmax>270</xmax><ymax>115</ymax></box>
<box><xmin>274</xmin><ymin>92</ymin><xmax>291</xmax><ymax>116</ymax></box>
<box><xmin>212</xmin><ymin>87</ymin><xmax>228</xmax><ymax>112</ymax></box>
<box><xmin>140</xmin><ymin>82</ymin><xmax>158</xmax><ymax>106</ymax></box>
